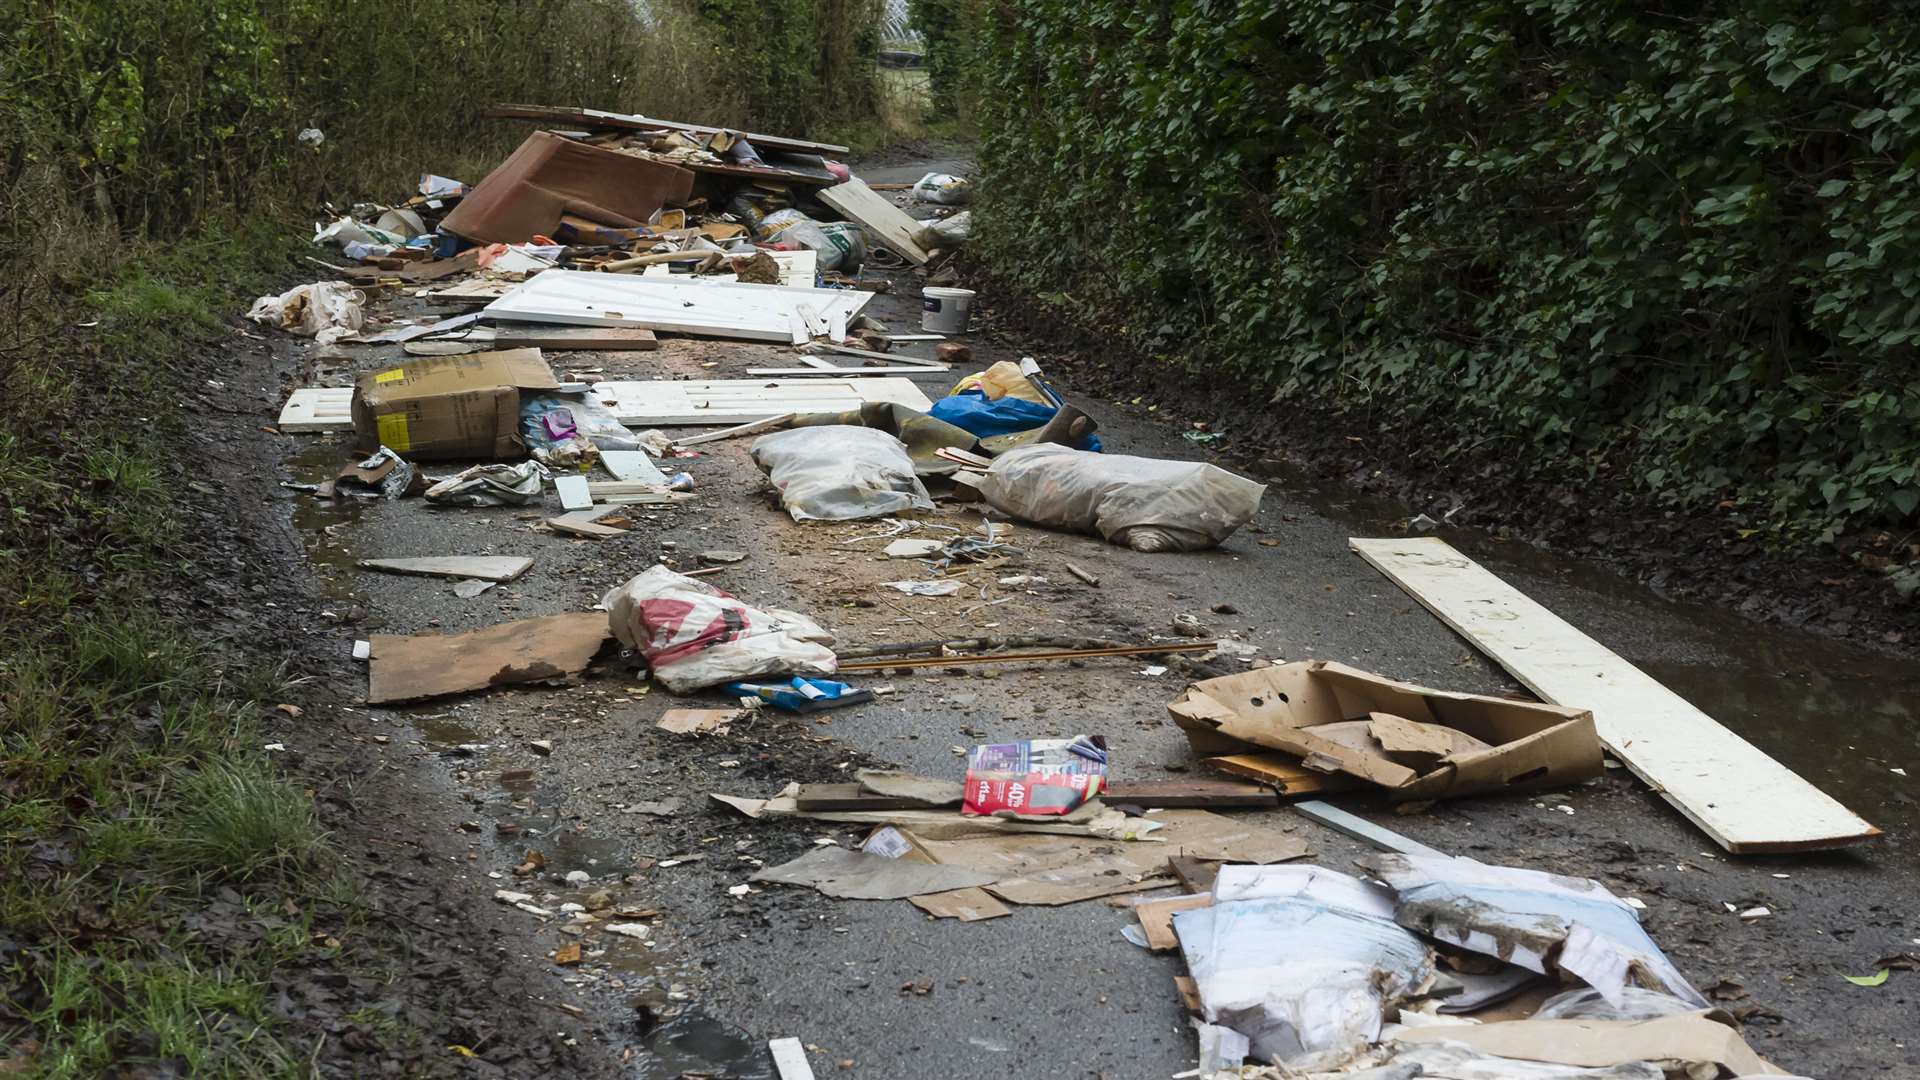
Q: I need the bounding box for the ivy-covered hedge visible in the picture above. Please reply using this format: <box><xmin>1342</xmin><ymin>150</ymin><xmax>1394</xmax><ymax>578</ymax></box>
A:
<box><xmin>971</xmin><ymin>1</ymin><xmax>1920</xmax><ymax>548</ymax></box>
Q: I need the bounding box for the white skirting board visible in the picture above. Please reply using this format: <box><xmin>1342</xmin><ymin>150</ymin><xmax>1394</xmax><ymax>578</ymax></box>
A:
<box><xmin>1348</xmin><ymin>536</ymin><xmax>1879</xmax><ymax>853</ymax></box>
<box><xmin>482</xmin><ymin>269</ymin><xmax>871</xmax><ymax>343</ymax></box>
<box><xmin>279</xmin><ymin>387</ymin><xmax>354</xmax><ymax>432</ymax></box>
<box><xmin>591</xmin><ymin>378</ymin><xmax>932</xmax><ymax>425</ymax></box>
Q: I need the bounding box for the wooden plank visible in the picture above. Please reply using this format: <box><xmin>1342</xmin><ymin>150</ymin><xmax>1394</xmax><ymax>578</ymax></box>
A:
<box><xmin>1135</xmin><ymin>894</ymin><xmax>1212</xmax><ymax>951</ymax></box>
<box><xmin>1348</xmin><ymin>536</ymin><xmax>1879</xmax><ymax>853</ymax></box>
<box><xmin>277</xmin><ymin>387</ymin><xmax>353</xmax><ymax>433</ymax></box>
<box><xmin>1167</xmin><ymin>855</ymin><xmax>1217</xmax><ymax>895</ymax></box>
<box><xmin>768</xmin><ymin>1037</ymin><xmax>817</xmax><ymax>1080</ymax></box>
<box><xmin>673</xmin><ymin>414</ymin><xmax>796</xmax><ymax>447</ymax></box>
<box><xmin>816</xmin><ymin>178</ymin><xmax>932</xmax><ymax>265</ymax></box>
<box><xmin>548</xmin><ymin>512</ymin><xmax>627</xmax><ymax>538</ymax></box>
<box><xmin>744</xmin><ymin>366</ymin><xmax>949</xmax><ymax>377</ymax></box>
<box><xmin>591</xmin><ymin>379</ymin><xmax>931</xmax><ymax>425</ymax></box>
<box><xmin>1291</xmin><ymin>799</ymin><xmax>1449</xmax><ymax>860</ymax></box>
<box><xmin>484</xmin><ymin>103</ymin><xmax>850</xmax><ymax>156</ymax></box>
<box><xmin>357</xmin><ymin>556</ymin><xmax>533</xmax><ymax>583</ymax></box>
<box><xmin>485</xmin><ymin>324</ymin><xmax>659</xmax><ymax>351</ymax></box>
<box><xmin>1103</xmin><ymin>780</ymin><xmax>1280</xmax><ymax>808</ymax></box>
<box><xmin>804</xmin><ymin>342</ymin><xmax>950</xmax><ymax>370</ymax></box>
<box><xmin>1174</xmin><ymin>976</ymin><xmax>1202</xmax><ymax>1014</ymax></box>
<box><xmin>1204</xmin><ymin>753</ymin><xmax>1357</xmax><ymax>796</ymax></box>
<box><xmin>553</xmin><ymin>475</ymin><xmax>592</xmax><ymax>511</ymax></box>
<box><xmin>483</xmin><ymin>270</ymin><xmax>873</xmax><ymax>343</ymax></box>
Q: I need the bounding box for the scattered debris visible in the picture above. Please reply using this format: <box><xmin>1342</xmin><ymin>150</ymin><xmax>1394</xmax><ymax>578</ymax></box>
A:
<box><xmin>357</xmin><ymin>556</ymin><xmax>532</xmax><ymax>582</ymax></box>
<box><xmin>604</xmin><ymin>565</ymin><xmax>835</xmax><ymax>693</ymax></box>
<box><xmin>656</xmin><ymin>709</ymin><xmax>743</xmax><ymax>735</ymax></box>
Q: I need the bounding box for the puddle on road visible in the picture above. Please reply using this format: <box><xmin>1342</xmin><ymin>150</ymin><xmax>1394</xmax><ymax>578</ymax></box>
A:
<box><xmin>635</xmin><ymin>1009</ymin><xmax>774</xmax><ymax>1080</ymax></box>
<box><xmin>1255</xmin><ymin>459</ymin><xmax>1920</xmax><ymax>853</ymax></box>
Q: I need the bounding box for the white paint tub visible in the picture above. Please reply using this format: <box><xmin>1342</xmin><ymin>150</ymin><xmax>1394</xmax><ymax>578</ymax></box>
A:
<box><xmin>921</xmin><ymin>286</ymin><xmax>975</xmax><ymax>333</ymax></box>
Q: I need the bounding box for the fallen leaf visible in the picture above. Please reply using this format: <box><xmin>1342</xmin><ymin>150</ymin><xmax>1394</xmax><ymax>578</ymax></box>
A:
<box><xmin>1843</xmin><ymin>969</ymin><xmax>1890</xmax><ymax>987</ymax></box>
<box><xmin>275</xmin><ymin>703</ymin><xmax>303</xmax><ymax>718</ymax></box>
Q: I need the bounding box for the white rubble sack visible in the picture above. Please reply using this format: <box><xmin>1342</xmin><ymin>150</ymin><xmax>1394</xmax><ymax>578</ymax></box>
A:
<box><xmin>604</xmin><ymin>565</ymin><xmax>836</xmax><ymax>693</ymax></box>
<box><xmin>246</xmin><ymin>281</ymin><xmax>365</xmax><ymax>346</ymax></box>
<box><xmin>975</xmin><ymin>443</ymin><xmax>1265</xmax><ymax>552</ymax></box>
<box><xmin>750</xmin><ymin>425</ymin><xmax>933</xmax><ymax>522</ymax></box>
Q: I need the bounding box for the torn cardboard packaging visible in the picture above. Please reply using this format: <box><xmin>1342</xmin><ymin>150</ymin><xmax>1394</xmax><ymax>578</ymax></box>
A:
<box><xmin>1168</xmin><ymin>661</ymin><xmax>1601</xmax><ymax>801</ymax></box>
<box><xmin>351</xmin><ymin>349</ymin><xmax>560</xmax><ymax>461</ymax></box>
<box><xmin>440</xmin><ymin>131</ymin><xmax>694</xmax><ymax>244</ymax></box>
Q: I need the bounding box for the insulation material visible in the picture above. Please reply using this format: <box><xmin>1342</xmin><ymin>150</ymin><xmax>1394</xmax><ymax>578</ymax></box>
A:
<box><xmin>247</xmin><ymin>282</ymin><xmax>365</xmax><ymax>346</ymax></box>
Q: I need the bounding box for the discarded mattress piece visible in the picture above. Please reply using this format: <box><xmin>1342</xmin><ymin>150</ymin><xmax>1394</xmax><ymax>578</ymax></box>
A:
<box><xmin>975</xmin><ymin>444</ymin><xmax>1264</xmax><ymax>552</ymax></box>
<box><xmin>603</xmin><ymin>565</ymin><xmax>836</xmax><ymax>693</ymax></box>
<box><xmin>366</xmin><ymin>612</ymin><xmax>609</xmax><ymax>704</ymax></box>
<box><xmin>1174</xmin><ymin>864</ymin><xmax>1435</xmax><ymax>1071</ymax></box>
<box><xmin>749</xmin><ymin>426</ymin><xmax>933</xmax><ymax>522</ymax></box>
<box><xmin>1167</xmin><ymin>661</ymin><xmax>1602</xmax><ymax>802</ymax></box>
<box><xmin>440</xmin><ymin>131</ymin><xmax>694</xmax><ymax>244</ymax></box>
<box><xmin>1358</xmin><ymin>853</ymin><xmax>1707</xmax><ymax>1008</ymax></box>
<box><xmin>749</xmin><ymin>846</ymin><xmax>997</xmax><ymax>900</ymax></box>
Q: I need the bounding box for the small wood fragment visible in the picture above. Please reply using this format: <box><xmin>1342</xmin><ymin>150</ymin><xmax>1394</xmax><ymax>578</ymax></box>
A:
<box><xmin>1065</xmin><ymin>563</ymin><xmax>1100</xmax><ymax>587</ymax></box>
<box><xmin>672</xmin><ymin>413</ymin><xmax>796</xmax><ymax>448</ymax></box>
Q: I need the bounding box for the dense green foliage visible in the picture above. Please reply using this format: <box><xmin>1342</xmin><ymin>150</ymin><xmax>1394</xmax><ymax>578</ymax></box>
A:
<box><xmin>0</xmin><ymin>3</ymin><xmax>882</xmax><ymax>1072</ymax></box>
<box><xmin>970</xmin><ymin>1</ymin><xmax>1920</xmax><ymax>549</ymax></box>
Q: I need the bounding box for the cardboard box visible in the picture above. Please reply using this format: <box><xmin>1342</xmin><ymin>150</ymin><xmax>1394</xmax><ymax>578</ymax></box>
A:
<box><xmin>441</xmin><ymin>132</ymin><xmax>695</xmax><ymax>244</ymax></box>
<box><xmin>1167</xmin><ymin>661</ymin><xmax>1600</xmax><ymax>801</ymax></box>
<box><xmin>350</xmin><ymin>349</ymin><xmax>560</xmax><ymax>461</ymax></box>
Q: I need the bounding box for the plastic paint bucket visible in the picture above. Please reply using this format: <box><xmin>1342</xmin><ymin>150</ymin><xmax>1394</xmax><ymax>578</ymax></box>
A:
<box><xmin>921</xmin><ymin>286</ymin><xmax>975</xmax><ymax>333</ymax></box>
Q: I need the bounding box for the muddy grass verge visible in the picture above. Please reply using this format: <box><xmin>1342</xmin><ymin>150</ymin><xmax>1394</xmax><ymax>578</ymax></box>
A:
<box><xmin>956</xmin><ymin>262</ymin><xmax>1920</xmax><ymax>656</ymax></box>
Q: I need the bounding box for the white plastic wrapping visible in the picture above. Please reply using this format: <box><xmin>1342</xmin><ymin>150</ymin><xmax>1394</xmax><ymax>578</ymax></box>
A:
<box><xmin>246</xmin><ymin>281</ymin><xmax>366</xmax><ymax>346</ymax></box>
<box><xmin>975</xmin><ymin>444</ymin><xmax>1265</xmax><ymax>551</ymax></box>
<box><xmin>603</xmin><ymin>565</ymin><xmax>837</xmax><ymax>693</ymax></box>
<box><xmin>750</xmin><ymin>426</ymin><xmax>933</xmax><ymax>522</ymax></box>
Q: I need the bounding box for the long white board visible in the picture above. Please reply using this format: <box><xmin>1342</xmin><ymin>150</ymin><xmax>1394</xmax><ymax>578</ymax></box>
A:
<box><xmin>1349</xmin><ymin>536</ymin><xmax>1878</xmax><ymax>853</ymax></box>
<box><xmin>482</xmin><ymin>269</ymin><xmax>870</xmax><ymax>343</ymax></box>
<box><xmin>591</xmin><ymin>379</ymin><xmax>930</xmax><ymax>425</ymax></box>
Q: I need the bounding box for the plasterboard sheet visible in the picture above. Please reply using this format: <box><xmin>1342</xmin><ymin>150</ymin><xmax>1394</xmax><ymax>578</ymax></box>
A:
<box><xmin>482</xmin><ymin>269</ymin><xmax>871</xmax><ymax>342</ymax></box>
<box><xmin>279</xmin><ymin>387</ymin><xmax>354</xmax><ymax>432</ymax></box>
<box><xmin>1349</xmin><ymin>536</ymin><xmax>1878</xmax><ymax>853</ymax></box>
<box><xmin>591</xmin><ymin>379</ymin><xmax>931</xmax><ymax>425</ymax></box>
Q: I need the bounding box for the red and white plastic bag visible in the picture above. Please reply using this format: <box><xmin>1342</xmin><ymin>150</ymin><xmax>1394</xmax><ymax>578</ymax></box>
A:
<box><xmin>604</xmin><ymin>565</ymin><xmax>837</xmax><ymax>693</ymax></box>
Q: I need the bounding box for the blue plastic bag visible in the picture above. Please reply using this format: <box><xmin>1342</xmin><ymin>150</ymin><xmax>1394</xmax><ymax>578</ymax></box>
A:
<box><xmin>928</xmin><ymin>389</ymin><xmax>1101</xmax><ymax>450</ymax></box>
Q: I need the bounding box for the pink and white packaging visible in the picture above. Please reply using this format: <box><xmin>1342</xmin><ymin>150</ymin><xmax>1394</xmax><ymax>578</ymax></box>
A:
<box><xmin>604</xmin><ymin>565</ymin><xmax>837</xmax><ymax>693</ymax></box>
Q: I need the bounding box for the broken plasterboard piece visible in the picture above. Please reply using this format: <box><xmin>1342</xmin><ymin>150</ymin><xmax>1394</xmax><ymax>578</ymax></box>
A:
<box><xmin>656</xmin><ymin>708</ymin><xmax>741</xmax><ymax>734</ymax></box>
<box><xmin>768</xmin><ymin>1037</ymin><xmax>816</xmax><ymax>1080</ymax></box>
<box><xmin>599</xmin><ymin>450</ymin><xmax>669</xmax><ymax>485</ymax></box>
<box><xmin>592</xmin><ymin>379</ymin><xmax>931</xmax><ymax>426</ymax></box>
<box><xmin>366</xmin><ymin>612</ymin><xmax>609</xmax><ymax>704</ymax></box>
<box><xmin>1348</xmin><ymin>536</ymin><xmax>1878</xmax><ymax>852</ymax></box>
<box><xmin>552</xmin><ymin>474</ymin><xmax>593</xmax><ymax>511</ymax></box>
<box><xmin>278</xmin><ymin>387</ymin><xmax>354</xmax><ymax>432</ymax></box>
<box><xmin>547</xmin><ymin>510</ymin><xmax>627</xmax><ymax>538</ymax></box>
<box><xmin>357</xmin><ymin>556</ymin><xmax>533</xmax><ymax>583</ymax></box>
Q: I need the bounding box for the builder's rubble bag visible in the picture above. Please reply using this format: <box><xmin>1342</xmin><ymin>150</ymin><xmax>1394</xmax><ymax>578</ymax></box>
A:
<box><xmin>749</xmin><ymin>426</ymin><xmax>934</xmax><ymax>522</ymax></box>
<box><xmin>975</xmin><ymin>444</ymin><xmax>1266</xmax><ymax>552</ymax></box>
<box><xmin>603</xmin><ymin>565</ymin><xmax>837</xmax><ymax>694</ymax></box>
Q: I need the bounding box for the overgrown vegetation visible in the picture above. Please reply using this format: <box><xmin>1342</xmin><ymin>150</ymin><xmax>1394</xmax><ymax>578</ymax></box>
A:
<box><xmin>964</xmin><ymin>1</ymin><xmax>1920</xmax><ymax>569</ymax></box>
<box><xmin>0</xmin><ymin>1</ymin><xmax>888</xmax><ymax>1072</ymax></box>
